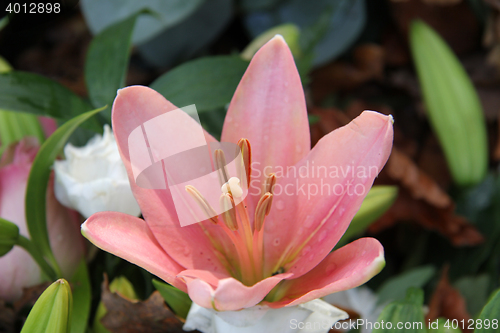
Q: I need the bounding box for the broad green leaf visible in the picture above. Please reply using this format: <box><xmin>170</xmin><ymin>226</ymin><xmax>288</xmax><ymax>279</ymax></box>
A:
<box><xmin>153</xmin><ymin>279</ymin><xmax>192</xmax><ymax>319</ymax></box>
<box><xmin>374</xmin><ymin>288</ymin><xmax>426</xmax><ymax>333</ymax></box>
<box><xmin>0</xmin><ymin>71</ymin><xmax>91</xmax><ymax>119</ymax></box>
<box><xmin>475</xmin><ymin>288</ymin><xmax>500</xmax><ymax>333</ymax></box>
<box><xmin>81</xmin><ymin>0</ymin><xmax>204</xmax><ymax>44</ymax></box>
<box><xmin>244</xmin><ymin>0</ymin><xmax>366</xmax><ymax>67</ymax></box>
<box><xmin>150</xmin><ymin>56</ymin><xmax>248</xmax><ymax>113</ymax></box>
<box><xmin>25</xmin><ymin>107</ymin><xmax>105</xmax><ymax>277</ymax></box>
<box><xmin>70</xmin><ymin>260</ymin><xmax>91</xmax><ymax>333</ymax></box>
<box><xmin>137</xmin><ymin>0</ymin><xmax>232</xmax><ymax>68</ymax></box>
<box><xmin>0</xmin><ymin>58</ymin><xmax>46</xmax><ymax>149</ymax></box>
<box><xmin>377</xmin><ymin>265</ymin><xmax>435</xmax><ymax>305</ymax></box>
<box><xmin>0</xmin><ymin>111</ymin><xmax>45</xmax><ymax>148</ymax></box>
<box><xmin>85</xmin><ymin>13</ymin><xmax>137</xmax><ymax>114</ymax></box>
<box><xmin>410</xmin><ymin>20</ymin><xmax>488</xmax><ymax>186</ymax></box>
<box><xmin>0</xmin><ymin>217</ymin><xmax>19</xmax><ymax>256</ymax></box>
<box><xmin>21</xmin><ymin>279</ymin><xmax>73</xmax><ymax>333</ymax></box>
<box><xmin>455</xmin><ymin>275</ymin><xmax>490</xmax><ymax>317</ymax></box>
<box><xmin>308</xmin><ymin>114</ymin><xmax>320</xmax><ymax>125</ymax></box>
<box><xmin>337</xmin><ymin>185</ymin><xmax>397</xmax><ymax>247</ymax></box>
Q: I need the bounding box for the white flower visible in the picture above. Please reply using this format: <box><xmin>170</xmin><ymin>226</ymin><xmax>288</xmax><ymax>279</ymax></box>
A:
<box><xmin>183</xmin><ymin>299</ymin><xmax>348</xmax><ymax>333</ymax></box>
<box><xmin>323</xmin><ymin>287</ymin><xmax>383</xmax><ymax>333</ymax></box>
<box><xmin>54</xmin><ymin>125</ymin><xmax>140</xmax><ymax>218</ymax></box>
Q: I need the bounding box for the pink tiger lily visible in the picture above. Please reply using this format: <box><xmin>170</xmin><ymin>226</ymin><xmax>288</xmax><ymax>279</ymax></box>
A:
<box><xmin>82</xmin><ymin>36</ymin><xmax>393</xmax><ymax>311</ymax></box>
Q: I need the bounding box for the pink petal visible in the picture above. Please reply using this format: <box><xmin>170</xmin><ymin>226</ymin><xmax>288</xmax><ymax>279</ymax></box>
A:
<box><xmin>82</xmin><ymin>211</ymin><xmax>187</xmax><ymax>292</ymax></box>
<box><xmin>0</xmin><ymin>157</ymin><xmax>40</xmax><ymax>301</ymax></box>
<box><xmin>46</xmin><ymin>174</ymin><xmax>85</xmax><ymax>278</ymax></box>
<box><xmin>112</xmin><ymin>86</ymin><xmax>233</xmax><ymax>274</ymax></box>
<box><xmin>221</xmin><ymin>35</ymin><xmax>310</xmax><ymax>211</ymax></box>
<box><xmin>178</xmin><ymin>269</ymin><xmax>292</xmax><ymax>311</ymax></box>
<box><xmin>38</xmin><ymin>117</ymin><xmax>57</xmax><ymax>138</ymax></box>
<box><xmin>0</xmin><ymin>138</ymin><xmax>84</xmax><ymax>301</ymax></box>
<box><xmin>266</xmin><ymin>238</ymin><xmax>385</xmax><ymax>308</ymax></box>
<box><xmin>263</xmin><ymin>111</ymin><xmax>393</xmax><ymax>278</ymax></box>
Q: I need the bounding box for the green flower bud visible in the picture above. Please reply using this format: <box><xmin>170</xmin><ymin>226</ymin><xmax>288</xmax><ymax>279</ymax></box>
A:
<box><xmin>410</xmin><ymin>20</ymin><xmax>488</xmax><ymax>187</ymax></box>
<box><xmin>0</xmin><ymin>218</ymin><xmax>19</xmax><ymax>256</ymax></box>
<box><xmin>21</xmin><ymin>279</ymin><xmax>73</xmax><ymax>333</ymax></box>
<box><xmin>241</xmin><ymin>24</ymin><xmax>301</xmax><ymax>61</ymax></box>
<box><xmin>337</xmin><ymin>186</ymin><xmax>398</xmax><ymax>247</ymax></box>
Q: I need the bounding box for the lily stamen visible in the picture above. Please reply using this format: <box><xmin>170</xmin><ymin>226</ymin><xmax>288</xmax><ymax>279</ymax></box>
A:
<box><xmin>185</xmin><ymin>185</ymin><xmax>219</xmax><ymax>225</ymax></box>
<box><xmin>237</xmin><ymin>138</ymin><xmax>252</xmax><ymax>186</ymax></box>
<box><xmin>214</xmin><ymin>149</ymin><xmax>229</xmax><ymax>186</ymax></box>
<box><xmin>220</xmin><ymin>193</ymin><xmax>238</xmax><ymax>231</ymax></box>
<box><xmin>254</xmin><ymin>192</ymin><xmax>273</xmax><ymax>232</ymax></box>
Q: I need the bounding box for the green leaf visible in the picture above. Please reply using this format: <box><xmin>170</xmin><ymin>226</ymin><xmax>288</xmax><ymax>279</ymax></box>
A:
<box><xmin>150</xmin><ymin>56</ymin><xmax>248</xmax><ymax>113</ymax></box>
<box><xmin>25</xmin><ymin>107</ymin><xmax>105</xmax><ymax>277</ymax></box>
<box><xmin>85</xmin><ymin>13</ymin><xmax>137</xmax><ymax>114</ymax></box>
<box><xmin>377</xmin><ymin>265</ymin><xmax>435</xmax><ymax>305</ymax></box>
<box><xmin>308</xmin><ymin>114</ymin><xmax>320</xmax><ymax>125</ymax></box>
<box><xmin>454</xmin><ymin>274</ymin><xmax>490</xmax><ymax>317</ymax></box>
<box><xmin>0</xmin><ymin>111</ymin><xmax>45</xmax><ymax>148</ymax></box>
<box><xmin>0</xmin><ymin>71</ymin><xmax>91</xmax><ymax>119</ymax></box>
<box><xmin>152</xmin><ymin>279</ymin><xmax>192</xmax><ymax>319</ymax></box>
<box><xmin>81</xmin><ymin>0</ymin><xmax>204</xmax><ymax>44</ymax></box>
<box><xmin>374</xmin><ymin>288</ymin><xmax>426</xmax><ymax>333</ymax></box>
<box><xmin>409</xmin><ymin>20</ymin><xmax>488</xmax><ymax>186</ymax></box>
<box><xmin>475</xmin><ymin>288</ymin><xmax>500</xmax><ymax>333</ymax></box>
<box><xmin>21</xmin><ymin>279</ymin><xmax>73</xmax><ymax>333</ymax></box>
<box><xmin>337</xmin><ymin>185</ymin><xmax>398</xmax><ymax>247</ymax></box>
<box><xmin>244</xmin><ymin>0</ymin><xmax>366</xmax><ymax>67</ymax></box>
<box><xmin>0</xmin><ymin>217</ymin><xmax>19</xmax><ymax>256</ymax></box>
<box><xmin>70</xmin><ymin>260</ymin><xmax>91</xmax><ymax>333</ymax></box>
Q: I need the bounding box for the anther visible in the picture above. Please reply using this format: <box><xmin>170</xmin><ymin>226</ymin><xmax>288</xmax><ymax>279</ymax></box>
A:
<box><xmin>237</xmin><ymin>139</ymin><xmax>252</xmax><ymax>186</ymax></box>
<box><xmin>214</xmin><ymin>149</ymin><xmax>229</xmax><ymax>185</ymax></box>
<box><xmin>254</xmin><ymin>192</ymin><xmax>273</xmax><ymax>232</ymax></box>
<box><xmin>220</xmin><ymin>193</ymin><xmax>238</xmax><ymax>231</ymax></box>
<box><xmin>221</xmin><ymin>177</ymin><xmax>243</xmax><ymax>198</ymax></box>
<box><xmin>264</xmin><ymin>173</ymin><xmax>276</xmax><ymax>215</ymax></box>
<box><xmin>185</xmin><ymin>185</ymin><xmax>218</xmax><ymax>224</ymax></box>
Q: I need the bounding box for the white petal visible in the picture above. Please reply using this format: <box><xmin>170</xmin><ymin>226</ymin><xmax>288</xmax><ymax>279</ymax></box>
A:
<box><xmin>183</xmin><ymin>299</ymin><xmax>347</xmax><ymax>333</ymax></box>
<box><xmin>53</xmin><ymin>125</ymin><xmax>140</xmax><ymax>218</ymax></box>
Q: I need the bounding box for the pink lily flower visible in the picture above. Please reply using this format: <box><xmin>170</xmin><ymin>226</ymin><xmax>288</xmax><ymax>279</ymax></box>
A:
<box><xmin>82</xmin><ymin>36</ymin><xmax>393</xmax><ymax>311</ymax></box>
<box><xmin>0</xmin><ymin>138</ymin><xmax>85</xmax><ymax>301</ymax></box>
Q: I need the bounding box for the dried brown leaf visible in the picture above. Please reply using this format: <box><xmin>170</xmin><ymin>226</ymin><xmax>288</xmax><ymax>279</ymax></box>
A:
<box><xmin>390</xmin><ymin>0</ymin><xmax>479</xmax><ymax>55</ymax></box>
<box><xmin>100</xmin><ymin>278</ymin><xmax>187</xmax><ymax>333</ymax></box>
<box><xmin>426</xmin><ymin>266</ymin><xmax>472</xmax><ymax>333</ymax></box>
<box><xmin>370</xmin><ymin>189</ymin><xmax>484</xmax><ymax>246</ymax></box>
<box><xmin>311</xmin><ymin>44</ymin><xmax>385</xmax><ymax>102</ymax></box>
<box><xmin>387</xmin><ymin>148</ymin><xmax>451</xmax><ymax>208</ymax></box>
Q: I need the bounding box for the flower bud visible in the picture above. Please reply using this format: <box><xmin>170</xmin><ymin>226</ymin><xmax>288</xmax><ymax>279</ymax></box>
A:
<box><xmin>410</xmin><ymin>20</ymin><xmax>488</xmax><ymax>186</ymax></box>
<box><xmin>337</xmin><ymin>186</ymin><xmax>397</xmax><ymax>247</ymax></box>
<box><xmin>21</xmin><ymin>279</ymin><xmax>73</xmax><ymax>333</ymax></box>
<box><xmin>0</xmin><ymin>139</ymin><xmax>84</xmax><ymax>302</ymax></box>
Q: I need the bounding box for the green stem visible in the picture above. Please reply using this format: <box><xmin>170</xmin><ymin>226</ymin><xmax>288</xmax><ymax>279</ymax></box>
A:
<box><xmin>17</xmin><ymin>235</ymin><xmax>58</xmax><ymax>280</ymax></box>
